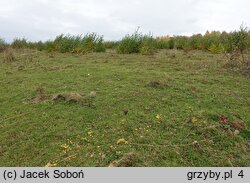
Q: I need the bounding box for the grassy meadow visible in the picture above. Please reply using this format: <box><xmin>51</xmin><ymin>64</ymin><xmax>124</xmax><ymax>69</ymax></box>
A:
<box><xmin>0</xmin><ymin>49</ymin><xmax>249</xmax><ymax>167</ymax></box>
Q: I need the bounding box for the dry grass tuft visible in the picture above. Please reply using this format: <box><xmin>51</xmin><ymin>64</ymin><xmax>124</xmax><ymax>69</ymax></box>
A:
<box><xmin>3</xmin><ymin>49</ymin><xmax>15</xmax><ymax>63</ymax></box>
<box><xmin>146</xmin><ymin>80</ymin><xmax>168</xmax><ymax>89</ymax></box>
<box><xmin>108</xmin><ymin>153</ymin><xmax>143</xmax><ymax>167</ymax></box>
<box><xmin>48</xmin><ymin>52</ymin><xmax>56</xmax><ymax>58</ymax></box>
<box><xmin>29</xmin><ymin>86</ymin><xmax>50</xmax><ymax>104</ymax></box>
<box><xmin>52</xmin><ymin>92</ymin><xmax>83</xmax><ymax>103</ymax></box>
<box><xmin>27</xmin><ymin>88</ymin><xmax>96</xmax><ymax>107</ymax></box>
<box><xmin>170</xmin><ymin>53</ymin><xmax>176</xmax><ymax>58</ymax></box>
<box><xmin>242</xmin><ymin>58</ymin><xmax>250</xmax><ymax>75</ymax></box>
<box><xmin>0</xmin><ymin>46</ymin><xmax>7</xmax><ymax>53</ymax></box>
<box><xmin>52</xmin><ymin>91</ymin><xmax>96</xmax><ymax>107</ymax></box>
<box><xmin>224</xmin><ymin>56</ymin><xmax>250</xmax><ymax>76</ymax></box>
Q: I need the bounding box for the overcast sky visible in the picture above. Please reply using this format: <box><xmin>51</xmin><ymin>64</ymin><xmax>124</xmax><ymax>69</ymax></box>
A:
<box><xmin>0</xmin><ymin>0</ymin><xmax>249</xmax><ymax>42</ymax></box>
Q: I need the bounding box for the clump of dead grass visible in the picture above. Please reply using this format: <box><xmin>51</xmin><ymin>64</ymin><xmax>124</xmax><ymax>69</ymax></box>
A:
<box><xmin>52</xmin><ymin>92</ymin><xmax>83</xmax><ymax>103</ymax></box>
<box><xmin>3</xmin><ymin>49</ymin><xmax>15</xmax><ymax>63</ymax></box>
<box><xmin>52</xmin><ymin>91</ymin><xmax>96</xmax><ymax>107</ymax></box>
<box><xmin>219</xmin><ymin>114</ymin><xmax>247</xmax><ymax>136</ymax></box>
<box><xmin>224</xmin><ymin>54</ymin><xmax>250</xmax><ymax>76</ymax></box>
<box><xmin>29</xmin><ymin>86</ymin><xmax>50</xmax><ymax>104</ymax></box>
<box><xmin>108</xmin><ymin>152</ymin><xmax>143</xmax><ymax>167</ymax></box>
<box><xmin>170</xmin><ymin>53</ymin><xmax>176</xmax><ymax>58</ymax></box>
<box><xmin>47</xmin><ymin>52</ymin><xmax>56</xmax><ymax>58</ymax></box>
<box><xmin>146</xmin><ymin>80</ymin><xmax>168</xmax><ymax>89</ymax></box>
<box><xmin>27</xmin><ymin>87</ymin><xmax>96</xmax><ymax>107</ymax></box>
<box><xmin>242</xmin><ymin>58</ymin><xmax>250</xmax><ymax>75</ymax></box>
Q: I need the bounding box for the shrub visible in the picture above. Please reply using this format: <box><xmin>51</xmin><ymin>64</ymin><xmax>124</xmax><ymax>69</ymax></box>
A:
<box><xmin>32</xmin><ymin>41</ymin><xmax>46</xmax><ymax>51</ymax></box>
<box><xmin>11</xmin><ymin>38</ymin><xmax>29</xmax><ymax>49</ymax></box>
<box><xmin>0</xmin><ymin>38</ymin><xmax>7</xmax><ymax>52</ymax></box>
<box><xmin>103</xmin><ymin>41</ymin><xmax>119</xmax><ymax>49</ymax></box>
<box><xmin>208</xmin><ymin>43</ymin><xmax>224</xmax><ymax>54</ymax></box>
<box><xmin>188</xmin><ymin>34</ymin><xmax>203</xmax><ymax>50</ymax></box>
<box><xmin>140</xmin><ymin>35</ymin><xmax>156</xmax><ymax>55</ymax></box>
<box><xmin>167</xmin><ymin>38</ymin><xmax>175</xmax><ymax>49</ymax></box>
<box><xmin>5</xmin><ymin>26</ymin><xmax>250</xmax><ymax>55</ymax></box>
<box><xmin>174</xmin><ymin>36</ymin><xmax>189</xmax><ymax>50</ymax></box>
<box><xmin>230</xmin><ymin>26</ymin><xmax>249</xmax><ymax>60</ymax></box>
<box><xmin>117</xmin><ymin>30</ymin><xmax>143</xmax><ymax>54</ymax></box>
<box><xmin>155</xmin><ymin>36</ymin><xmax>170</xmax><ymax>49</ymax></box>
<box><xmin>43</xmin><ymin>41</ymin><xmax>55</xmax><ymax>52</ymax></box>
<box><xmin>219</xmin><ymin>31</ymin><xmax>231</xmax><ymax>53</ymax></box>
<box><xmin>51</xmin><ymin>33</ymin><xmax>105</xmax><ymax>54</ymax></box>
<box><xmin>117</xmin><ymin>30</ymin><xmax>157</xmax><ymax>55</ymax></box>
<box><xmin>203</xmin><ymin>31</ymin><xmax>221</xmax><ymax>51</ymax></box>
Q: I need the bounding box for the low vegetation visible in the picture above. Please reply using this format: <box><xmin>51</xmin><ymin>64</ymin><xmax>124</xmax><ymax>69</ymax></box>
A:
<box><xmin>9</xmin><ymin>33</ymin><xmax>106</xmax><ymax>54</ymax></box>
<box><xmin>0</xmin><ymin>38</ymin><xmax>7</xmax><ymax>52</ymax></box>
<box><xmin>0</xmin><ymin>26</ymin><xmax>249</xmax><ymax>167</ymax></box>
<box><xmin>0</xmin><ymin>49</ymin><xmax>249</xmax><ymax>166</ymax></box>
<box><xmin>3</xmin><ymin>49</ymin><xmax>15</xmax><ymax>63</ymax></box>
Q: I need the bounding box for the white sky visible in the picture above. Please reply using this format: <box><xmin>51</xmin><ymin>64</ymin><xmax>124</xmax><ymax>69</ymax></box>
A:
<box><xmin>0</xmin><ymin>0</ymin><xmax>249</xmax><ymax>42</ymax></box>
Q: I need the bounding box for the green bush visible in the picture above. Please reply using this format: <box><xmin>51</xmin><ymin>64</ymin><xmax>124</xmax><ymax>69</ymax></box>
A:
<box><xmin>31</xmin><ymin>41</ymin><xmax>46</xmax><ymax>51</ymax></box>
<box><xmin>208</xmin><ymin>43</ymin><xmax>224</xmax><ymax>54</ymax></box>
<box><xmin>188</xmin><ymin>34</ymin><xmax>203</xmax><ymax>50</ymax></box>
<box><xmin>230</xmin><ymin>26</ymin><xmax>249</xmax><ymax>55</ymax></box>
<box><xmin>11</xmin><ymin>38</ymin><xmax>29</xmax><ymax>49</ymax></box>
<box><xmin>174</xmin><ymin>36</ymin><xmax>189</xmax><ymax>50</ymax></box>
<box><xmin>203</xmin><ymin>31</ymin><xmax>221</xmax><ymax>50</ymax></box>
<box><xmin>5</xmin><ymin>26</ymin><xmax>250</xmax><ymax>56</ymax></box>
<box><xmin>117</xmin><ymin>30</ymin><xmax>157</xmax><ymax>55</ymax></box>
<box><xmin>155</xmin><ymin>37</ymin><xmax>169</xmax><ymax>49</ymax></box>
<box><xmin>117</xmin><ymin>30</ymin><xmax>143</xmax><ymax>54</ymax></box>
<box><xmin>103</xmin><ymin>41</ymin><xmax>119</xmax><ymax>49</ymax></box>
<box><xmin>51</xmin><ymin>33</ymin><xmax>105</xmax><ymax>54</ymax></box>
<box><xmin>0</xmin><ymin>38</ymin><xmax>7</xmax><ymax>52</ymax></box>
<box><xmin>140</xmin><ymin>35</ymin><xmax>156</xmax><ymax>55</ymax></box>
<box><xmin>43</xmin><ymin>41</ymin><xmax>55</xmax><ymax>52</ymax></box>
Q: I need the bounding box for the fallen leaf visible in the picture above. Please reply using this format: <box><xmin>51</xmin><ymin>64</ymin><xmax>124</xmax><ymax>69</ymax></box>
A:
<box><xmin>45</xmin><ymin>162</ymin><xmax>57</xmax><ymax>167</ymax></box>
<box><xmin>156</xmin><ymin>114</ymin><xmax>161</xmax><ymax>120</ymax></box>
<box><xmin>61</xmin><ymin>144</ymin><xmax>69</xmax><ymax>149</ymax></box>
<box><xmin>117</xmin><ymin>138</ymin><xmax>128</xmax><ymax>145</ymax></box>
<box><xmin>191</xmin><ymin>117</ymin><xmax>198</xmax><ymax>124</ymax></box>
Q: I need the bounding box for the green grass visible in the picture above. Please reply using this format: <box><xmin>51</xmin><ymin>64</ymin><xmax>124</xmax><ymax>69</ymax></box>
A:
<box><xmin>0</xmin><ymin>49</ymin><xmax>249</xmax><ymax>167</ymax></box>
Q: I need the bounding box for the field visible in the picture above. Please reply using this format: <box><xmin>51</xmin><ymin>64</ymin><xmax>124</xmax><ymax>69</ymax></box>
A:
<box><xmin>0</xmin><ymin>49</ymin><xmax>249</xmax><ymax>167</ymax></box>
